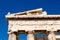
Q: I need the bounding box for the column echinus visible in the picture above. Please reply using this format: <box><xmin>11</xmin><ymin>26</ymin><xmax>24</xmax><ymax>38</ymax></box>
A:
<box><xmin>8</xmin><ymin>31</ymin><xmax>18</xmax><ymax>40</ymax></box>
<box><xmin>26</xmin><ymin>30</ymin><xmax>35</xmax><ymax>40</ymax></box>
<box><xmin>48</xmin><ymin>31</ymin><xmax>56</xmax><ymax>40</ymax></box>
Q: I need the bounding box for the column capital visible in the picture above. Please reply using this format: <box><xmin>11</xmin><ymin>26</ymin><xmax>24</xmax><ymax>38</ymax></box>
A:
<box><xmin>8</xmin><ymin>31</ymin><xmax>13</xmax><ymax>34</ymax></box>
<box><xmin>25</xmin><ymin>30</ymin><xmax>34</xmax><ymax>34</ymax></box>
<box><xmin>49</xmin><ymin>31</ymin><xmax>55</xmax><ymax>34</ymax></box>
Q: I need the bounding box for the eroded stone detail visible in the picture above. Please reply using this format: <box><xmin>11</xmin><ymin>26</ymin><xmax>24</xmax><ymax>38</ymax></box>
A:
<box><xmin>5</xmin><ymin>8</ymin><xmax>60</xmax><ymax>40</ymax></box>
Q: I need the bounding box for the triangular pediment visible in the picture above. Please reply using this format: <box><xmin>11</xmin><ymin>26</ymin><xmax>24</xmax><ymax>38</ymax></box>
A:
<box><xmin>5</xmin><ymin>8</ymin><xmax>48</xmax><ymax>18</ymax></box>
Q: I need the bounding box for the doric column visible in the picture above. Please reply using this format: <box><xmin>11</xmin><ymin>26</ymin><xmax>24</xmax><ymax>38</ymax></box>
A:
<box><xmin>26</xmin><ymin>31</ymin><xmax>35</xmax><ymax>40</ymax></box>
<box><xmin>48</xmin><ymin>31</ymin><xmax>56</xmax><ymax>40</ymax></box>
<box><xmin>8</xmin><ymin>31</ymin><xmax>18</xmax><ymax>40</ymax></box>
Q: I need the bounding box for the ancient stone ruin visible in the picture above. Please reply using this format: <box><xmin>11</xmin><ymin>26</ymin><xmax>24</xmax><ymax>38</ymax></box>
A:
<box><xmin>5</xmin><ymin>8</ymin><xmax>60</xmax><ymax>40</ymax></box>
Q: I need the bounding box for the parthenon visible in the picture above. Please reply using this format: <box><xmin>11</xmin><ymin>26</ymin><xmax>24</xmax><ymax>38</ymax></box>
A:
<box><xmin>5</xmin><ymin>8</ymin><xmax>60</xmax><ymax>40</ymax></box>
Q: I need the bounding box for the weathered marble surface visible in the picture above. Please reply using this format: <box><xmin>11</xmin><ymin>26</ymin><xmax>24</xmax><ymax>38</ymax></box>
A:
<box><xmin>5</xmin><ymin>8</ymin><xmax>60</xmax><ymax>40</ymax></box>
<box><xmin>9</xmin><ymin>20</ymin><xmax>60</xmax><ymax>31</ymax></box>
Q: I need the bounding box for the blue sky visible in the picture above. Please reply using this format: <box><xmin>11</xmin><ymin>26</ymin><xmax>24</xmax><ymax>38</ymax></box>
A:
<box><xmin>0</xmin><ymin>0</ymin><xmax>60</xmax><ymax>40</ymax></box>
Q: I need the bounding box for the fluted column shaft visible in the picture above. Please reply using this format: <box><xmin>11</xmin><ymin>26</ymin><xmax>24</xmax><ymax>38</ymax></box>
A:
<box><xmin>48</xmin><ymin>31</ymin><xmax>56</xmax><ymax>40</ymax></box>
<box><xmin>27</xmin><ymin>31</ymin><xmax>34</xmax><ymax>40</ymax></box>
<box><xmin>8</xmin><ymin>32</ymin><xmax>18</xmax><ymax>40</ymax></box>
